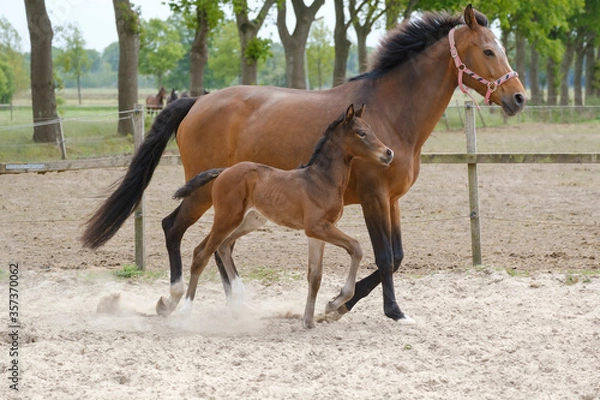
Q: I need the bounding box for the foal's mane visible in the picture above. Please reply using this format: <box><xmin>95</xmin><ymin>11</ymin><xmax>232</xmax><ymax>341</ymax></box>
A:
<box><xmin>350</xmin><ymin>10</ymin><xmax>488</xmax><ymax>81</ymax></box>
<box><xmin>300</xmin><ymin>112</ymin><xmax>347</xmax><ymax>168</ymax></box>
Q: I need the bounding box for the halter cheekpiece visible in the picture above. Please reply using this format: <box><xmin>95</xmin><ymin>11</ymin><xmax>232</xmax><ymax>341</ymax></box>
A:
<box><xmin>449</xmin><ymin>27</ymin><xmax>518</xmax><ymax>108</ymax></box>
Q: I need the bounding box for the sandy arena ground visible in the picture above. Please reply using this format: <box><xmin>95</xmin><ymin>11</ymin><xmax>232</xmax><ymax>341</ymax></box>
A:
<box><xmin>1</xmin><ymin>154</ymin><xmax>599</xmax><ymax>399</ymax></box>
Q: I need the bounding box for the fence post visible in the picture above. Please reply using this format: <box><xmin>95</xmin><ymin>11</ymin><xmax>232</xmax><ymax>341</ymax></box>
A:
<box><xmin>465</xmin><ymin>101</ymin><xmax>482</xmax><ymax>265</ymax></box>
<box><xmin>133</xmin><ymin>104</ymin><xmax>146</xmax><ymax>270</ymax></box>
<box><xmin>57</xmin><ymin>117</ymin><xmax>67</xmax><ymax>160</ymax></box>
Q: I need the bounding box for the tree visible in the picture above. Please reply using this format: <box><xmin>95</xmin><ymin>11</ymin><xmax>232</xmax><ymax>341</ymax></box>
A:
<box><xmin>24</xmin><ymin>0</ymin><xmax>61</xmax><ymax>143</ymax></box>
<box><xmin>332</xmin><ymin>0</ymin><xmax>351</xmax><ymax>86</ymax></box>
<box><xmin>206</xmin><ymin>20</ymin><xmax>241</xmax><ymax>87</ymax></box>
<box><xmin>349</xmin><ymin>0</ymin><xmax>385</xmax><ymax>73</ymax></box>
<box><xmin>232</xmin><ymin>0</ymin><xmax>276</xmax><ymax>86</ymax></box>
<box><xmin>54</xmin><ymin>24</ymin><xmax>91</xmax><ymax>105</ymax></box>
<box><xmin>277</xmin><ymin>0</ymin><xmax>325</xmax><ymax>89</ymax></box>
<box><xmin>168</xmin><ymin>0</ymin><xmax>223</xmax><ymax>96</ymax></box>
<box><xmin>139</xmin><ymin>18</ymin><xmax>186</xmax><ymax>86</ymax></box>
<box><xmin>0</xmin><ymin>17</ymin><xmax>28</xmax><ymax>98</ymax></box>
<box><xmin>113</xmin><ymin>0</ymin><xmax>140</xmax><ymax>136</ymax></box>
<box><xmin>306</xmin><ymin>20</ymin><xmax>334</xmax><ymax>89</ymax></box>
<box><xmin>0</xmin><ymin>60</ymin><xmax>14</xmax><ymax>103</ymax></box>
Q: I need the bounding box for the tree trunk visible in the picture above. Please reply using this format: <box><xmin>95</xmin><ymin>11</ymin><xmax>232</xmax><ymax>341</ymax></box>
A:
<box><xmin>584</xmin><ymin>35</ymin><xmax>596</xmax><ymax>103</ymax></box>
<box><xmin>277</xmin><ymin>0</ymin><xmax>325</xmax><ymax>89</ymax></box>
<box><xmin>189</xmin><ymin>6</ymin><xmax>209</xmax><ymax>96</ymax></box>
<box><xmin>236</xmin><ymin>0</ymin><xmax>276</xmax><ymax>86</ymax></box>
<box><xmin>573</xmin><ymin>35</ymin><xmax>584</xmax><ymax>106</ymax></box>
<box><xmin>529</xmin><ymin>44</ymin><xmax>542</xmax><ymax>104</ymax></box>
<box><xmin>515</xmin><ymin>32</ymin><xmax>526</xmax><ymax>89</ymax></box>
<box><xmin>546</xmin><ymin>56</ymin><xmax>559</xmax><ymax>106</ymax></box>
<box><xmin>77</xmin><ymin>74</ymin><xmax>82</xmax><ymax>105</ymax></box>
<box><xmin>596</xmin><ymin>45</ymin><xmax>600</xmax><ymax>98</ymax></box>
<box><xmin>355</xmin><ymin>25</ymin><xmax>369</xmax><ymax>73</ymax></box>
<box><xmin>113</xmin><ymin>0</ymin><xmax>139</xmax><ymax>136</ymax></box>
<box><xmin>385</xmin><ymin>0</ymin><xmax>400</xmax><ymax>29</ymax></box>
<box><xmin>332</xmin><ymin>0</ymin><xmax>351</xmax><ymax>86</ymax></box>
<box><xmin>24</xmin><ymin>0</ymin><xmax>60</xmax><ymax>143</ymax></box>
<box><xmin>559</xmin><ymin>39</ymin><xmax>575</xmax><ymax>106</ymax></box>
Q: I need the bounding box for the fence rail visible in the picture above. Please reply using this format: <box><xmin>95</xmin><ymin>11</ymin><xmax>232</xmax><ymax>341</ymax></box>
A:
<box><xmin>1</xmin><ymin>103</ymin><xmax>599</xmax><ymax>268</ymax></box>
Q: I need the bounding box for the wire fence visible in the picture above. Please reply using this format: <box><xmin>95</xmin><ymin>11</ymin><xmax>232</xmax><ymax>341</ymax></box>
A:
<box><xmin>1</xmin><ymin>103</ymin><xmax>599</xmax><ymax>268</ymax></box>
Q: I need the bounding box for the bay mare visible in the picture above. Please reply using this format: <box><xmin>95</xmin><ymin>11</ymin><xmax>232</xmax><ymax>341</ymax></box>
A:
<box><xmin>159</xmin><ymin>104</ymin><xmax>394</xmax><ymax>328</ymax></box>
<box><xmin>82</xmin><ymin>5</ymin><xmax>526</xmax><ymax>323</ymax></box>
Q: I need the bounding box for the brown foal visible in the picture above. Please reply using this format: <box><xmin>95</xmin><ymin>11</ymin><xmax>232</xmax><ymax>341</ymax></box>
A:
<box><xmin>156</xmin><ymin>104</ymin><xmax>394</xmax><ymax>328</ymax></box>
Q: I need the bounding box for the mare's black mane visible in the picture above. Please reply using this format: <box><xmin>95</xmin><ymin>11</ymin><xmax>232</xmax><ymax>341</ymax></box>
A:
<box><xmin>350</xmin><ymin>10</ymin><xmax>488</xmax><ymax>81</ymax></box>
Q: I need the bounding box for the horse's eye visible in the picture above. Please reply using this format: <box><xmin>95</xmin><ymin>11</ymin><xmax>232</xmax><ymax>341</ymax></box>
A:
<box><xmin>484</xmin><ymin>49</ymin><xmax>495</xmax><ymax>57</ymax></box>
<box><xmin>357</xmin><ymin>131</ymin><xmax>366</xmax><ymax>138</ymax></box>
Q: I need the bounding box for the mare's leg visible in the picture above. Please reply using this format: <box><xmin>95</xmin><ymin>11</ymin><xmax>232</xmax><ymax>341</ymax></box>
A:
<box><xmin>305</xmin><ymin>224</ymin><xmax>362</xmax><ymax>325</ymax></box>
<box><xmin>303</xmin><ymin>238</ymin><xmax>325</xmax><ymax>329</ymax></box>
<box><xmin>342</xmin><ymin>198</ymin><xmax>412</xmax><ymax>322</ymax></box>
<box><xmin>157</xmin><ymin>189</ymin><xmax>212</xmax><ymax>316</ymax></box>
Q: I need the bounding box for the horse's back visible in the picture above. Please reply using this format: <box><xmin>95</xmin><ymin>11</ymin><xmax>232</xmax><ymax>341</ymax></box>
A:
<box><xmin>176</xmin><ymin>85</ymin><xmax>348</xmax><ymax>179</ymax></box>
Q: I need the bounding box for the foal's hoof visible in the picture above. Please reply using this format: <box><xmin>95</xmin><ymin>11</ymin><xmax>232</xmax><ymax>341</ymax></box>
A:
<box><xmin>156</xmin><ymin>297</ymin><xmax>173</xmax><ymax>317</ymax></box>
<box><xmin>302</xmin><ymin>319</ymin><xmax>316</xmax><ymax>329</ymax></box>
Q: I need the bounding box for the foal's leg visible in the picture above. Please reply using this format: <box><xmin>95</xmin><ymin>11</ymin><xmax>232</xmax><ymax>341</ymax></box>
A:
<box><xmin>157</xmin><ymin>191</ymin><xmax>212</xmax><ymax>316</ymax></box>
<box><xmin>303</xmin><ymin>238</ymin><xmax>325</xmax><ymax>329</ymax></box>
<box><xmin>180</xmin><ymin>201</ymin><xmax>248</xmax><ymax>316</ymax></box>
<box><xmin>305</xmin><ymin>224</ymin><xmax>363</xmax><ymax>322</ymax></box>
<box><xmin>215</xmin><ymin>209</ymin><xmax>267</xmax><ymax>309</ymax></box>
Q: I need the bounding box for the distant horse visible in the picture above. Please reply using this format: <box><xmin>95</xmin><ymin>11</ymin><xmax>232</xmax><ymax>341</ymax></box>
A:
<box><xmin>167</xmin><ymin>88</ymin><xmax>178</xmax><ymax>104</ymax></box>
<box><xmin>145</xmin><ymin>87</ymin><xmax>167</xmax><ymax>111</ymax></box>
<box><xmin>157</xmin><ymin>104</ymin><xmax>394</xmax><ymax>328</ymax></box>
<box><xmin>82</xmin><ymin>6</ymin><xmax>526</xmax><ymax>323</ymax></box>
<box><xmin>180</xmin><ymin>89</ymin><xmax>209</xmax><ymax>98</ymax></box>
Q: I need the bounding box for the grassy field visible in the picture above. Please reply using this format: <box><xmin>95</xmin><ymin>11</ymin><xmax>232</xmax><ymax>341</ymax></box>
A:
<box><xmin>1</xmin><ymin>89</ymin><xmax>599</xmax><ymax>163</ymax></box>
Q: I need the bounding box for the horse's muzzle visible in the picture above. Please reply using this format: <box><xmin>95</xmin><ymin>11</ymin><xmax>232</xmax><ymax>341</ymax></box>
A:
<box><xmin>380</xmin><ymin>148</ymin><xmax>394</xmax><ymax>166</ymax></box>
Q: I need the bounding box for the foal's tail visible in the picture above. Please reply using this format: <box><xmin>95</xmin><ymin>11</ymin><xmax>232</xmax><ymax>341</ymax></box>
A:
<box><xmin>173</xmin><ymin>168</ymin><xmax>226</xmax><ymax>199</ymax></box>
<box><xmin>81</xmin><ymin>97</ymin><xmax>197</xmax><ymax>249</ymax></box>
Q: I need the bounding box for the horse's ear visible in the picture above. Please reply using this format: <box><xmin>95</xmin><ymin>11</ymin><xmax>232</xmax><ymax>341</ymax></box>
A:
<box><xmin>464</xmin><ymin>4</ymin><xmax>478</xmax><ymax>30</ymax></box>
<box><xmin>356</xmin><ymin>103</ymin><xmax>366</xmax><ymax>118</ymax></box>
<box><xmin>345</xmin><ymin>104</ymin><xmax>355</xmax><ymax>123</ymax></box>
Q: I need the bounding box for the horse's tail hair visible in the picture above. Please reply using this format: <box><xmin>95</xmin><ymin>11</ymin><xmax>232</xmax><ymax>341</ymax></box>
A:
<box><xmin>173</xmin><ymin>168</ymin><xmax>226</xmax><ymax>199</ymax></box>
<box><xmin>81</xmin><ymin>97</ymin><xmax>197</xmax><ymax>249</ymax></box>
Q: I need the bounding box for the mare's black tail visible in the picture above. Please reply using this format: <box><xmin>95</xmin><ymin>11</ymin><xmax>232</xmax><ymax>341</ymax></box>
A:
<box><xmin>173</xmin><ymin>168</ymin><xmax>226</xmax><ymax>199</ymax></box>
<box><xmin>81</xmin><ymin>97</ymin><xmax>197</xmax><ymax>249</ymax></box>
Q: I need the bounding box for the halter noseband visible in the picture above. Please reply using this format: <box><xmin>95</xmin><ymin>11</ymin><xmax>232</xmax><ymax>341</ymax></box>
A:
<box><xmin>449</xmin><ymin>27</ymin><xmax>518</xmax><ymax>108</ymax></box>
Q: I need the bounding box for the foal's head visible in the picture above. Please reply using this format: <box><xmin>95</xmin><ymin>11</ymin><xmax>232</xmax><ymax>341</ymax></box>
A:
<box><xmin>338</xmin><ymin>104</ymin><xmax>394</xmax><ymax>166</ymax></box>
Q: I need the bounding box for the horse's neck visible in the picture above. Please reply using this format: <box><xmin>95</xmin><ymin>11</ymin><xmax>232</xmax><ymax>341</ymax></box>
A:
<box><xmin>368</xmin><ymin>37</ymin><xmax>457</xmax><ymax>152</ymax></box>
<box><xmin>306</xmin><ymin>140</ymin><xmax>352</xmax><ymax>189</ymax></box>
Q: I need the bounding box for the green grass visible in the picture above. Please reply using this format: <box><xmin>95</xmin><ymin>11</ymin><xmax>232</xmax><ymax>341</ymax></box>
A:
<box><xmin>113</xmin><ymin>264</ymin><xmax>165</xmax><ymax>281</ymax></box>
<box><xmin>1</xmin><ymin>94</ymin><xmax>599</xmax><ymax>163</ymax></box>
<box><xmin>0</xmin><ymin>105</ymin><xmax>180</xmax><ymax>162</ymax></box>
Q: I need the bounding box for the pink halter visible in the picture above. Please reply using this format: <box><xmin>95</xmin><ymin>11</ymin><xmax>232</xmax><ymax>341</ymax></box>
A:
<box><xmin>449</xmin><ymin>27</ymin><xmax>518</xmax><ymax>108</ymax></box>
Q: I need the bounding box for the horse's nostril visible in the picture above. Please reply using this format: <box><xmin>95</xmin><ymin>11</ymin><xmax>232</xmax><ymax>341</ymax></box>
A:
<box><xmin>386</xmin><ymin>149</ymin><xmax>393</xmax><ymax>157</ymax></box>
<box><xmin>514</xmin><ymin>93</ymin><xmax>525</xmax><ymax>106</ymax></box>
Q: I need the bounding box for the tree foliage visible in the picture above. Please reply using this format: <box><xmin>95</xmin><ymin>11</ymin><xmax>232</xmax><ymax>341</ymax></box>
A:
<box><xmin>0</xmin><ymin>16</ymin><xmax>28</xmax><ymax>102</ymax></box>
<box><xmin>138</xmin><ymin>18</ymin><xmax>186</xmax><ymax>86</ymax></box>
<box><xmin>54</xmin><ymin>23</ymin><xmax>92</xmax><ymax>104</ymax></box>
<box><xmin>307</xmin><ymin>20</ymin><xmax>334</xmax><ymax>89</ymax></box>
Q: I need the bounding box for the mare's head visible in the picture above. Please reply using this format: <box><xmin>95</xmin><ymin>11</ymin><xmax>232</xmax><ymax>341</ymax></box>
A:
<box><xmin>339</xmin><ymin>104</ymin><xmax>394</xmax><ymax>166</ymax></box>
<box><xmin>452</xmin><ymin>5</ymin><xmax>526</xmax><ymax>114</ymax></box>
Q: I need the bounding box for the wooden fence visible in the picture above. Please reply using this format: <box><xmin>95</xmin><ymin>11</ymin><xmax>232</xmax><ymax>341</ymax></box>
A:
<box><xmin>1</xmin><ymin>102</ymin><xmax>599</xmax><ymax>268</ymax></box>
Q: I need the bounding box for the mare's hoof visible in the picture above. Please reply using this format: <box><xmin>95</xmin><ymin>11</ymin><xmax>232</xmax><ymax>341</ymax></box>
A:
<box><xmin>156</xmin><ymin>297</ymin><xmax>172</xmax><ymax>317</ymax></box>
<box><xmin>397</xmin><ymin>315</ymin><xmax>416</xmax><ymax>325</ymax></box>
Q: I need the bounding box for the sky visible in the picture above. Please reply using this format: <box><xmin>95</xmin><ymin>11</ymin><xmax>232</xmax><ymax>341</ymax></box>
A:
<box><xmin>1</xmin><ymin>0</ymin><xmax>385</xmax><ymax>53</ymax></box>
